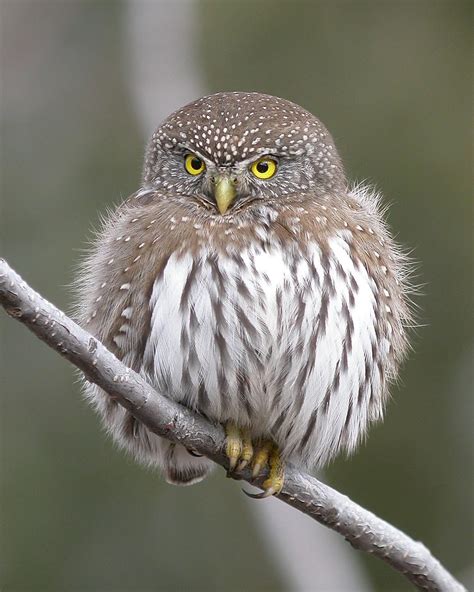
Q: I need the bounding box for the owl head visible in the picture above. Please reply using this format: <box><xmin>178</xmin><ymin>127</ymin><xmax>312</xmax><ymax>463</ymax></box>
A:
<box><xmin>142</xmin><ymin>92</ymin><xmax>346</xmax><ymax>215</ymax></box>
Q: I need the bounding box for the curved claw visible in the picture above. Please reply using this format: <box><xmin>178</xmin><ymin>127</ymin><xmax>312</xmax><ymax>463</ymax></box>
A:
<box><xmin>242</xmin><ymin>487</ymin><xmax>276</xmax><ymax>499</ymax></box>
<box><xmin>187</xmin><ymin>449</ymin><xmax>203</xmax><ymax>458</ymax></box>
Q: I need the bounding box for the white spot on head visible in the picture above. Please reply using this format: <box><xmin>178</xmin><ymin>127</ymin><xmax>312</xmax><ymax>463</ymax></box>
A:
<box><xmin>121</xmin><ymin>307</ymin><xmax>133</xmax><ymax>319</ymax></box>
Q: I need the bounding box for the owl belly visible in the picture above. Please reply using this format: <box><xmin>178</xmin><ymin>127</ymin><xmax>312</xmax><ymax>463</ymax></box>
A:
<box><xmin>142</xmin><ymin>236</ymin><xmax>386</xmax><ymax>468</ymax></box>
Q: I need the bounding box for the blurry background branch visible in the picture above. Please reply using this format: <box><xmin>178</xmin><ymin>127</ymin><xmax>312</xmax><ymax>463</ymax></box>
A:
<box><xmin>0</xmin><ymin>258</ymin><xmax>465</xmax><ymax>592</ymax></box>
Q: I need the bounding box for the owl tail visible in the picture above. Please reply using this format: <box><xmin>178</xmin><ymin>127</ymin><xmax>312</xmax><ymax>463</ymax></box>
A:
<box><xmin>164</xmin><ymin>442</ymin><xmax>214</xmax><ymax>486</ymax></box>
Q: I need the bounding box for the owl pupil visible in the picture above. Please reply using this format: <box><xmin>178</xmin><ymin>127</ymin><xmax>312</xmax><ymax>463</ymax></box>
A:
<box><xmin>257</xmin><ymin>161</ymin><xmax>269</xmax><ymax>173</ymax></box>
<box><xmin>191</xmin><ymin>158</ymin><xmax>202</xmax><ymax>170</ymax></box>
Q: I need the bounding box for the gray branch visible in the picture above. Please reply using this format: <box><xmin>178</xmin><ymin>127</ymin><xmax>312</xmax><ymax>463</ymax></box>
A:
<box><xmin>0</xmin><ymin>258</ymin><xmax>464</xmax><ymax>592</ymax></box>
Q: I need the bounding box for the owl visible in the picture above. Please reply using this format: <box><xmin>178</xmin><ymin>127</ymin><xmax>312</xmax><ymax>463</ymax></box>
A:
<box><xmin>77</xmin><ymin>92</ymin><xmax>412</xmax><ymax>497</ymax></box>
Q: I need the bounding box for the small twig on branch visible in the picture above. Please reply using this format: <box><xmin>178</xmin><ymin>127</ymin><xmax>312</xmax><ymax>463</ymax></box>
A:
<box><xmin>0</xmin><ymin>258</ymin><xmax>465</xmax><ymax>592</ymax></box>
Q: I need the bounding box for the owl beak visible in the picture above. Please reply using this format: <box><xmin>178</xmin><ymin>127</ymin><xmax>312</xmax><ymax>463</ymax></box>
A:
<box><xmin>214</xmin><ymin>176</ymin><xmax>237</xmax><ymax>215</ymax></box>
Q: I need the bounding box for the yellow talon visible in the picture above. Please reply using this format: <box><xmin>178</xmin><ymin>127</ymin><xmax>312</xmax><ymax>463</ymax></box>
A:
<box><xmin>252</xmin><ymin>440</ymin><xmax>273</xmax><ymax>478</ymax></box>
<box><xmin>246</xmin><ymin>443</ymin><xmax>285</xmax><ymax>499</ymax></box>
<box><xmin>237</xmin><ymin>428</ymin><xmax>253</xmax><ymax>471</ymax></box>
<box><xmin>224</xmin><ymin>425</ymin><xmax>285</xmax><ymax>497</ymax></box>
<box><xmin>262</xmin><ymin>446</ymin><xmax>285</xmax><ymax>495</ymax></box>
<box><xmin>225</xmin><ymin>422</ymin><xmax>242</xmax><ymax>472</ymax></box>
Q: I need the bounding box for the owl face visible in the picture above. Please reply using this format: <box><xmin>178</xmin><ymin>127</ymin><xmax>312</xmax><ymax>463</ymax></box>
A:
<box><xmin>142</xmin><ymin>92</ymin><xmax>346</xmax><ymax>215</ymax></box>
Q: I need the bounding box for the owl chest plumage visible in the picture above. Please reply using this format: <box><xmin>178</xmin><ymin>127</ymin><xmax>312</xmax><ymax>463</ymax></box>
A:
<box><xmin>137</xmin><ymin>232</ymin><xmax>385</xmax><ymax>467</ymax></box>
<box><xmin>80</xmin><ymin>191</ymin><xmax>407</xmax><ymax>473</ymax></box>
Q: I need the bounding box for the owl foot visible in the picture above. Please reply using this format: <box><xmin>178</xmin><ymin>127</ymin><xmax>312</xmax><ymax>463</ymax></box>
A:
<box><xmin>244</xmin><ymin>443</ymin><xmax>285</xmax><ymax>499</ymax></box>
<box><xmin>224</xmin><ymin>423</ymin><xmax>284</xmax><ymax>497</ymax></box>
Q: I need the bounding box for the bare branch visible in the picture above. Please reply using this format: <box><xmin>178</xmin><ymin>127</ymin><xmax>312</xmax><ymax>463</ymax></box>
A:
<box><xmin>0</xmin><ymin>258</ymin><xmax>465</xmax><ymax>592</ymax></box>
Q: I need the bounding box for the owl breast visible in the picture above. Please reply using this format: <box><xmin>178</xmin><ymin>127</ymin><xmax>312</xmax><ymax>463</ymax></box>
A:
<box><xmin>141</xmin><ymin>233</ymin><xmax>387</xmax><ymax>468</ymax></box>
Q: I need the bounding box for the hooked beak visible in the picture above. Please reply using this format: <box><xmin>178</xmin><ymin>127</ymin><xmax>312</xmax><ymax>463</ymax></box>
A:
<box><xmin>214</xmin><ymin>176</ymin><xmax>236</xmax><ymax>215</ymax></box>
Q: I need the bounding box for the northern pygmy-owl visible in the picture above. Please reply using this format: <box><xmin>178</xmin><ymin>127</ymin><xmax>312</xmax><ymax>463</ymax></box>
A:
<box><xmin>78</xmin><ymin>92</ymin><xmax>412</xmax><ymax>496</ymax></box>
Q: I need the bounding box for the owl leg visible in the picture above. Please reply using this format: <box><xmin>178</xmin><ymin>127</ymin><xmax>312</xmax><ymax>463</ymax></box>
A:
<box><xmin>224</xmin><ymin>424</ymin><xmax>284</xmax><ymax>497</ymax></box>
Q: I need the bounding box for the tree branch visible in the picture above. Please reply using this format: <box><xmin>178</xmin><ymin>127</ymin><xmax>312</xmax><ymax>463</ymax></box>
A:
<box><xmin>0</xmin><ymin>258</ymin><xmax>464</xmax><ymax>592</ymax></box>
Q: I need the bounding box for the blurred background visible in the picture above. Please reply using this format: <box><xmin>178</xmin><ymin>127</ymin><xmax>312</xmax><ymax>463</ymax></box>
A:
<box><xmin>1</xmin><ymin>1</ymin><xmax>472</xmax><ymax>591</ymax></box>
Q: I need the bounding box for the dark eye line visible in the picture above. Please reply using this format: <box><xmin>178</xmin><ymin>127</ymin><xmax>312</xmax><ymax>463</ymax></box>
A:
<box><xmin>254</xmin><ymin>155</ymin><xmax>280</xmax><ymax>165</ymax></box>
<box><xmin>174</xmin><ymin>145</ymin><xmax>205</xmax><ymax>160</ymax></box>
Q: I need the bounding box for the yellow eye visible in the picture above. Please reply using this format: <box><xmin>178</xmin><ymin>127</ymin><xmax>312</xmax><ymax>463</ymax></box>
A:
<box><xmin>250</xmin><ymin>157</ymin><xmax>278</xmax><ymax>180</ymax></box>
<box><xmin>184</xmin><ymin>153</ymin><xmax>206</xmax><ymax>175</ymax></box>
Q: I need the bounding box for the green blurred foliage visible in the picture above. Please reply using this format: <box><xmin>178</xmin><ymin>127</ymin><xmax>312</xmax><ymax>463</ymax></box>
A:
<box><xmin>1</xmin><ymin>1</ymin><xmax>472</xmax><ymax>591</ymax></box>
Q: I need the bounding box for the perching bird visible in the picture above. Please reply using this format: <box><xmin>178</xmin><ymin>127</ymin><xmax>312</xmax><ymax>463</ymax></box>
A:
<box><xmin>77</xmin><ymin>92</ymin><xmax>412</xmax><ymax>496</ymax></box>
